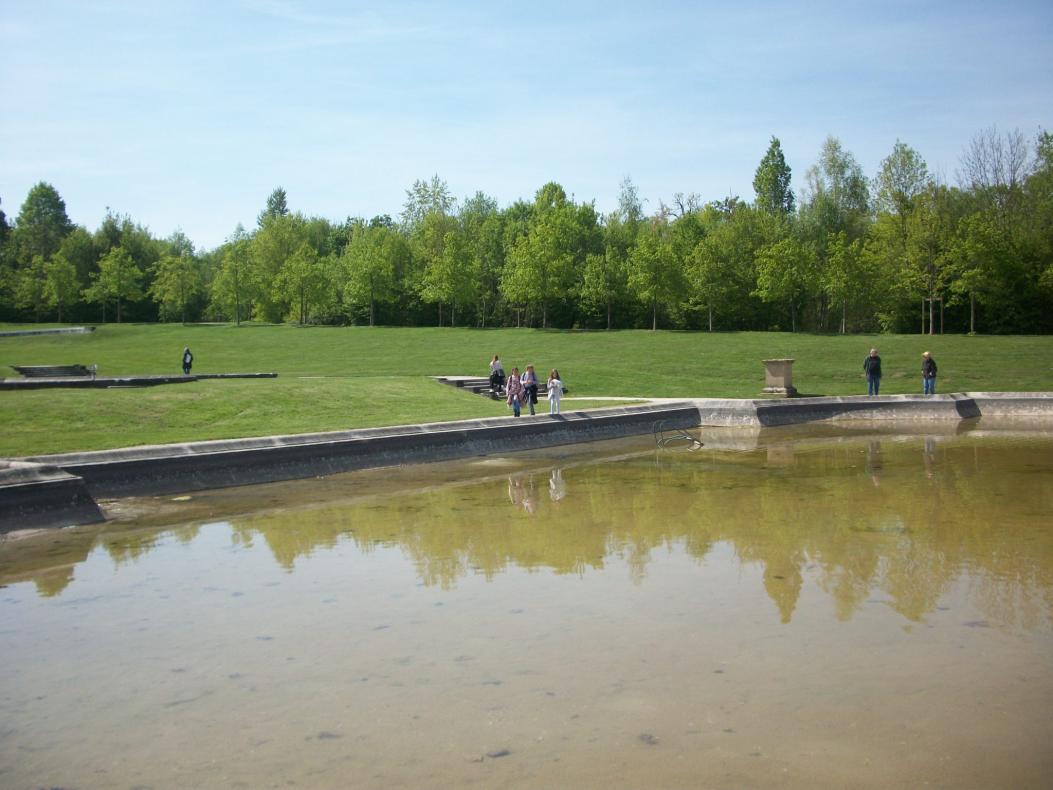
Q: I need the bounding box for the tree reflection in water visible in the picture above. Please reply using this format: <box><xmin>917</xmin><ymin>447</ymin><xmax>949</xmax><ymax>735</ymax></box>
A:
<box><xmin>3</xmin><ymin>432</ymin><xmax>1051</xmax><ymax>629</ymax></box>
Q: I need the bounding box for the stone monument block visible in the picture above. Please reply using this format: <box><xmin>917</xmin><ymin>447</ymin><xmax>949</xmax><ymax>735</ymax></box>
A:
<box><xmin>762</xmin><ymin>358</ymin><xmax>798</xmax><ymax>397</ymax></box>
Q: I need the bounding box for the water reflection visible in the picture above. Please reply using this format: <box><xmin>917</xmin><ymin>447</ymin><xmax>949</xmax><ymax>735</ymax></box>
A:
<box><xmin>3</xmin><ymin>429</ymin><xmax>1052</xmax><ymax>630</ymax></box>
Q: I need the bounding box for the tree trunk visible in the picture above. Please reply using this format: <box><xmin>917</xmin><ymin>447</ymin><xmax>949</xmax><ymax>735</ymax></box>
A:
<box><xmin>116</xmin><ymin>298</ymin><xmax>122</xmax><ymax>323</ymax></box>
<box><xmin>438</xmin><ymin>303</ymin><xmax>443</xmax><ymax>327</ymax></box>
<box><xmin>921</xmin><ymin>299</ymin><xmax>925</xmax><ymax>334</ymax></box>
<box><xmin>607</xmin><ymin>300</ymin><xmax>612</xmax><ymax>331</ymax></box>
<box><xmin>790</xmin><ymin>301</ymin><xmax>796</xmax><ymax>333</ymax></box>
<box><xmin>708</xmin><ymin>305</ymin><xmax>713</xmax><ymax>332</ymax></box>
<box><xmin>841</xmin><ymin>298</ymin><xmax>847</xmax><ymax>334</ymax></box>
<box><xmin>928</xmin><ymin>292</ymin><xmax>934</xmax><ymax>336</ymax></box>
<box><xmin>969</xmin><ymin>293</ymin><xmax>975</xmax><ymax>334</ymax></box>
<box><xmin>652</xmin><ymin>296</ymin><xmax>657</xmax><ymax>331</ymax></box>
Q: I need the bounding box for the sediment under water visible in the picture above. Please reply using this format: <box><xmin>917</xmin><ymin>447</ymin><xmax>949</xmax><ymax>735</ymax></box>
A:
<box><xmin>1</xmin><ymin>423</ymin><xmax>1051</xmax><ymax>789</ymax></box>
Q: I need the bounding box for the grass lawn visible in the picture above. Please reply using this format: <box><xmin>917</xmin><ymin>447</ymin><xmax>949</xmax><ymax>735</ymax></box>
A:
<box><xmin>1</xmin><ymin>323</ymin><xmax>1051</xmax><ymax>456</ymax></box>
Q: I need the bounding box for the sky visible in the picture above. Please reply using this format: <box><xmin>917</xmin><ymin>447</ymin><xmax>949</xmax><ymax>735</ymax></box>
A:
<box><xmin>2</xmin><ymin>0</ymin><xmax>1051</xmax><ymax>251</ymax></box>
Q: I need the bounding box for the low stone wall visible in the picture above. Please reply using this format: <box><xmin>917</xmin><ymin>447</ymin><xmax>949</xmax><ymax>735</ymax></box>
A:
<box><xmin>693</xmin><ymin>393</ymin><xmax>987</xmax><ymax>426</ymax></box>
<box><xmin>0</xmin><ymin>326</ymin><xmax>95</xmax><ymax>337</ymax></box>
<box><xmin>23</xmin><ymin>402</ymin><xmax>701</xmax><ymax>498</ymax></box>
<box><xmin>0</xmin><ymin>461</ymin><xmax>105</xmax><ymax>531</ymax></box>
<box><xmin>0</xmin><ymin>372</ymin><xmax>277</xmax><ymax>390</ymax></box>
<box><xmin>3</xmin><ymin>392</ymin><xmax>1051</xmax><ymax>530</ymax></box>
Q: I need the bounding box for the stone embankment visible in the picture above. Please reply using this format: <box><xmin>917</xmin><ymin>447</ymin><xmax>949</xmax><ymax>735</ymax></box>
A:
<box><xmin>1</xmin><ymin>393</ymin><xmax>1050</xmax><ymax>530</ymax></box>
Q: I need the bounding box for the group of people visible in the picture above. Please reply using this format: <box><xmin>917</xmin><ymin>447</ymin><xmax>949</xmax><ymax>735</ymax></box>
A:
<box><xmin>489</xmin><ymin>355</ymin><xmax>565</xmax><ymax>417</ymax></box>
<box><xmin>863</xmin><ymin>348</ymin><xmax>938</xmax><ymax>395</ymax></box>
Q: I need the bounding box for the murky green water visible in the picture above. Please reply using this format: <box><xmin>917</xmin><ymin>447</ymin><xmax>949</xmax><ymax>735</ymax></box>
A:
<box><xmin>2</xmin><ymin>423</ymin><xmax>1052</xmax><ymax>789</ymax></box>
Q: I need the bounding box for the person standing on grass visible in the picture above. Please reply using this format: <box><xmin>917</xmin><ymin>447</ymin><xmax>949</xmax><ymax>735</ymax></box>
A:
<box><xmin>182</xmin><ymin>346</ymin><xmax>193</xmax><ymax>375</ymax></box>
<box><xmin>521</xmin><ymin>364</ymin><xmax>538</xmax><ymax>416</ymax></box>
<box><xmin>547</xmin><ymin>369</ymin><xmax>564</xmax><ymax>415</ymax></box>
<box><xmin>506</xmin><ymin>366</ymin><xmax>524</xmax><ymax>417</ymax></box>
<box><xmin>489</xmin><ymin>354</ymin><xmax>505</xmax><ymax>394</ymax></box>
<box><xmin>922</xmin><ymin>351</ymin><xmax>938</xmax><ymax>395</ymax></box>
<box><xmin>863</xmin><ymin>348</ymin><xmax>881</xmax><ymax>396</ymax></box>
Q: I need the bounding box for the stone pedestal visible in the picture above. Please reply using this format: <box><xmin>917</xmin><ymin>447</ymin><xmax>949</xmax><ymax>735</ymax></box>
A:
<box><xmin>762</xmin><ymin>358</ymin><xmax>798</xmax><ymax>397</ymax></box>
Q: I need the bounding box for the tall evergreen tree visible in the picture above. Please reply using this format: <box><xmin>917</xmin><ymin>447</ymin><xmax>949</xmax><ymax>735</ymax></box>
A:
<box><xmin>257</xmin><ymin>187</ymin><xmax>290</xmax><ymax>227</ymax></box>
<box><xmin>753</xmin><ymin>137</ymin><xmax>795</xmax><ymax>217</ymax></box>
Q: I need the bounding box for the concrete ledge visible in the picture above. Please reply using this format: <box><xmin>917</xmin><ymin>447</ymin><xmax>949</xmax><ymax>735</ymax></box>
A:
<box><xmin>25</xmin><ymin>402</ymin><xmax>702</xmax><ymax>498</ymax></box>
<box><xmin>964</xmin><ymin>392</ymin><xmax>1053</xmax><ymax>416</ymax></box>
<box><xmin>692</xmin><ymin>393</ymin><xmax>986</xmax><ymax>426</ymax></box>
<box><xmin>0</xmin><ymin>373</ymin><xmax>277</xmax><ymax>390</ymax></box>
<box><xmin>0</xmin><ymin>326</ymin><xmax>95</xmax><ymax>337</ymax></box>
<box><xmin>3</xmin><ymin>392</ymin><xmax>1051</xmax><ymax>529</ymax></box>
<box><xmin>0</xmin><ymin>461</ymin><xmax>105</xmax><ymax>531</ymax></box>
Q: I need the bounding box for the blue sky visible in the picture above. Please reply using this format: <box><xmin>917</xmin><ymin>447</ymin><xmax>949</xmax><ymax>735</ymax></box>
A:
<box><xmin>2</xmin><ymin>0</ymin><xmax>1051</xmax><ymax>250</ymax></box>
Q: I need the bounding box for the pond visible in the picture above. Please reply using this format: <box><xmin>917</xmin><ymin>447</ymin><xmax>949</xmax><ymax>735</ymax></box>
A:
<box><xmin>2</xmin><ymin>423</ymin><xmax>1052</xmax><ymax>789</ymax></box>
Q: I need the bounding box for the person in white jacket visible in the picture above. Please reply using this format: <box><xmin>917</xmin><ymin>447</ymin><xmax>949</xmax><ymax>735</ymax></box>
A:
<box><xmin>547</xmin><ymin>369</ymin><xmax>563</xmax><ymax>415</ymax></box>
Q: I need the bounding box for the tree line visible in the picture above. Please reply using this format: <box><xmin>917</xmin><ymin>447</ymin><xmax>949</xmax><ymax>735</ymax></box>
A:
<box><xmin>2</xmin><ymin>128</ymin><xmax>1051</xmax><ymax>334</ymax></box>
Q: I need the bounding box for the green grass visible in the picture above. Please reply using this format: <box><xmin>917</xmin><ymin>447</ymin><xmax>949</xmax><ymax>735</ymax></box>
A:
<box><xmin>1</xmin><ymin>323</ymin><xmax>1051</xmax><ymax>457</ymax></box>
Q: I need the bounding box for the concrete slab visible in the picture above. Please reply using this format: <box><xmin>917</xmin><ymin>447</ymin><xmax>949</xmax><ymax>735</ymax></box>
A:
<box><xmin>0</xmin><ymin>461</ymin><xmax>105</xmax><ymax>531</ymax></box>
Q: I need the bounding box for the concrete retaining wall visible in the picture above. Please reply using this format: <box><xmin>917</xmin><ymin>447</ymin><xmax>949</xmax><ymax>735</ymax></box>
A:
<box><xmin>0</xmin><ymin>326</ymin><xmax>95</xmax><ymax>337</ymax></box>
<box><xmin>3</xmin><ymin>392</ymin><xmax>1051</xmax><ymax>529</ymax></box>
<box><xmin>24</xmin><ymin>402</ymin><xmax>701</xmax><ymax>498</ymax></box>
<box><xmin>0</xmin><ymin>461</ymin><xmax>105</xmax><ymax>531</ymax></box>
<box><xmin>692</xmin><ymin>393</ymin><xmax>987</xmax><ymax>426</ymax></box>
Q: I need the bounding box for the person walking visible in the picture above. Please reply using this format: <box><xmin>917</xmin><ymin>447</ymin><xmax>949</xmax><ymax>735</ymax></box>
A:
<box><xmin>506</xmin><ymin>366</ymin><xmax>524</xmax><ymax>417</ymax></box>
<box><xmin>547</xmin><ymin>368</ymin><xmax>564</xmax><ymax>415</ymax></box>
<box><xmin>863</xmin><ymin>348</ymin><xmax>881</xmax><ymax>396</ymax></box>
<box><xmin>489</xmin><ymin>355</ymin><xmax>505</xmax><ymax>395</ymax></box>
<box><xmin>521</xmin><ymin>364</ymin><xmax>538</xmax><ymax>416</ymax></box>
<box><xmin>922</xmin><ymin>351</ymin><xmax>938</xmax><ymax>395</ymax></box>
<box><xmin>182</xmin><ymin>346</ymin><xmax>194</xmax><ymax>375</ymax></box>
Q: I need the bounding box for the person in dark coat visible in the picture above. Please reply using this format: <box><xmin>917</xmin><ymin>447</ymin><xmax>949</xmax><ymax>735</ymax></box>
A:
<box><xmin>182</xmin><ymin>347</ymin><xmax>194</xmax><ymax>375</ymax></box>
<box><xmin>863</xmin><ymin>348</ymin><xmax>882</xmax><ymax>395</ymax></box>
<box><xmin>922</xmin><ymin>351</ymin><xmax>938</xmax><ymax>395</ymax></box>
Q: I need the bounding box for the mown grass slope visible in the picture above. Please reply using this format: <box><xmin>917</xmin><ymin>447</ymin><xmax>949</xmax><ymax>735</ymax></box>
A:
<box><xmin>1</xmin><ymin>324</ymin><xmax>1050</xmax><ymax>456</ymax></box>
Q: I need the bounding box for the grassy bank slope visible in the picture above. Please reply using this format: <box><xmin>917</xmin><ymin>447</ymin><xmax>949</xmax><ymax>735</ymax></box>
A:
<box><xmin>1</xmin><ymin>324</ymin><xmax>1051</xmax><ymax>456</ymax></box>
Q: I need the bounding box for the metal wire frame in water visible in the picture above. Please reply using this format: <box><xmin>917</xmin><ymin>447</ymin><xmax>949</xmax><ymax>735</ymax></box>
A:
<box><xmin>652</xmin><ymin>420</ymin><xmax>705</xmax><ymax>450</ymax></box>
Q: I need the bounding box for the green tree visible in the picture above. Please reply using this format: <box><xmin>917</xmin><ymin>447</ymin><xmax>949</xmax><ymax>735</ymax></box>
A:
<box><xmin>687</xmin><ymin>204</ymin><xmax>761</xmax><ymax>332</ymax></box>
<box><xmin>800</xmin><ymin>136</ymin><xmax>871</xmax><ymax>329</ymax></box>
<box><xmin>944</xmin><ymin>212</ymin><xmax>1005</xmax><ymax>334</ymax></box>
<box><xmin>502</xmin><ymin>186</ymin><xmax>580</xmax><ymax>328</ymax></box>
<box><xmin>341</xmin><ymin>224</ymin><xmax>406</xmax><ymax>326</ymax></box>
<box><xmin>874</xmin><ymin>140</ymin><xmax>931</xmax><ymax>220</ymax></box>
<box><xmin>150</xmin><ymin>253</ymin><xmax>202</xmax><ymax>323</ymax></box>
<box><xmin>43</xmin><ymin>253</ymin><xmax>80</xmax><ymax>322</ymax></box>
<box><xmin>12</xmin><ymin>182</ymin><xmax>74</xmax><ymax>266</ymax></box>
<box><xmin>753</xmin><ymin>137</ymin><xmax>795</xmax><ymax>217</ymax></box>
<box><xmin>210</xmin><ymin>225</ymin><xmax>255</xmax><ymax>325</ymax></box>
<box><xmin>15</xmin><ymin>255</ymin><xmax>48</xmax><ymax>321</ymax></box>
<box><xmin>628</xmin><ymin>216</ymin><xmax>685</xmax><ymax>331</ymax></box>
<box><xmin>257</xmin><ymin>187</ymin><xmax>289</xmax><ymax>227</ymax></box>
<box><xmin>273</xmin><ymin>241</ymin><xmax>327</xmax><ymax>325</ymax></box>
<box><xmin>401</xmin><ymin>175</ymin><xmax>456</xmax><ymax>231</ymax></box>
<box><xmin>754</xmin><ymin>236</ymin><xmax>816</xmax><ymax>332</ymax></box>
<box><xmin>83</xmin><ymin>246</ymin><xmax>143</xmax><ymax>322</ymax></box>
<box><xmin>252</xmin><ymin>213</ymin><xmax>308</xmax><ymax>321</ymax></box>
<box><xmin>823</xmin><ymin>231</ymin><xmax>870</xmax><ymax>334</ymax></box>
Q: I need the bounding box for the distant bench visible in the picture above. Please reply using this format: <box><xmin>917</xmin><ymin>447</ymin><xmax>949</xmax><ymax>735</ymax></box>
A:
<box><xmin>12</xmin><ymin>364</ymin><xmax>96</xmax><ymax>378</ymax></box>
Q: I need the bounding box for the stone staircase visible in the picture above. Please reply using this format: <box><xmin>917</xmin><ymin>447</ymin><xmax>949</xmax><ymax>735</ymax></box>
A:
<box><xmin>435</xmin><ymin>376</ymin><xmax>551</xmax><ymax>401</ymax></box>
